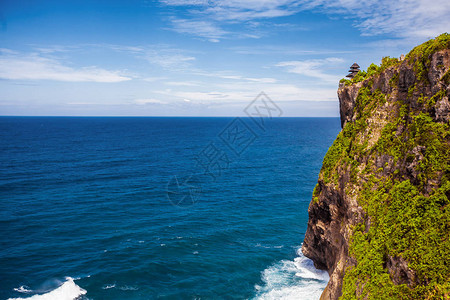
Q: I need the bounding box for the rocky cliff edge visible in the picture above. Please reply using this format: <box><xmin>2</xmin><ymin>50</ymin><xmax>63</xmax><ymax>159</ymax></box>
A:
<box><xmin>302</xmin><ymin>34</ymin><xmax>450</xmax><ymax>299</ymax></box>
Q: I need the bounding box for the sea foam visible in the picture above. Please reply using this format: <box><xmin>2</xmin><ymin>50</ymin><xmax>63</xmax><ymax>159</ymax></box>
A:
<box><xmin>254</xmin><ymin>247</ymin><xmax>329</xmax><ymax>300</ymax></box>
<box><xmin>13</xmin><ymin>286</ymin><xmax>32</xmax><ymax>294</ymax></box>
<box><xmin>9</xmin><ymin>277</ymin><xmax>86</xmax><ymax>300</ymax></box>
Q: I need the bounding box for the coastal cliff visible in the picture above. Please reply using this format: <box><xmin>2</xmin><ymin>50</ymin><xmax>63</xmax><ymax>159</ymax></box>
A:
<box><xmin>302</xmin><ymin>34</ymin><xmax>450</xmax><ymax>299</ymax></box>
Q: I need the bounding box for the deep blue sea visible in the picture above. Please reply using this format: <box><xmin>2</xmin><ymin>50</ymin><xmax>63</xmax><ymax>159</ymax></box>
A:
<box><xmin>0</xmin><ymin>117</ymin><xmax>340</xmax><ymax>300</ymax></box>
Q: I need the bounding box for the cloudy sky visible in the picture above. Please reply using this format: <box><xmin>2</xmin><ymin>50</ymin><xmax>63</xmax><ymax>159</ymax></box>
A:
<box><xmin>0</xmin><ymin>0</ymin><xmax>449</xmax><ymax>116</ymax></box>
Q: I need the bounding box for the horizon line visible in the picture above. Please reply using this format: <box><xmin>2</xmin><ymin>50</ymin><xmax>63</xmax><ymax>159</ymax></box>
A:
<box><xmin>0</xmin><ymin>115</ymin><xmax>340</xmax><ymax>118</ymax></box>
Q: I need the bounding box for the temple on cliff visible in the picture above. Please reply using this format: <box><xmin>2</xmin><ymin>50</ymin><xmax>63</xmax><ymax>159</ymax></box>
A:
<box><xmin>346</xmin><ymin>63</ymin><xmax>360</xmax><ymax>78</ymax></box>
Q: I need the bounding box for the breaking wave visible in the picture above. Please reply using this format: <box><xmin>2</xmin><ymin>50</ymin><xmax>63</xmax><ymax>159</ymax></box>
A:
<box><xmin>9</xmin><ymin>277</ymin><xmax>86</xmax><ymax>300</ymax></box>
<box><xmin>254</xmin><ymin>247</ymin><xmax>329</xmax><ymax>300</ymax></box>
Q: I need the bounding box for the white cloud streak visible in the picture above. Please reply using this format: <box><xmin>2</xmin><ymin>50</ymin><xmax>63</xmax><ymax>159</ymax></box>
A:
<box><xmin>169</xmin><ymin>18</ymin><xmax>228</xmax><ymax>42</ymax></box>
<box><xmin>134</xmin><ymin>98</ymin><xmax>168</xmax><ymax>105</ymax></box>
<box><xmin>141</xmin><ymin>48</ymin><xmax>196</xmax><ymax>69</ymax></box>
<box><xmin>155</xmin><ymin>77</ymin><xmax>338</xmax><ymax>104</ymax></box>
<box><xmin>94</xmin><ymin>43</ymin><xmax>197</xmax><ymax>70</ymax></box>
<box><xmin>191</xmin><ymin>69</ymin><xmax>278</xmax><ymax>83</ymax></box>
<box><xmin>161</xmin><ymin>0</ymin><xmax>302</xmax><ymax>21</ymax></box>
<box><xmin>0</xmin><ymin>51</ymin><xmax>131</xmax><ymax>82</ymax></box>
<box><xmin>276</xmin><ymin>57</ymin><xmax>344</xmax><ymax>83</ymax></box>
<box><xmin>165</xmin><ymin>81</ymin><xmax>200</xmax><ymax>86</ymax></box>
<box><xmin>161</xmin><ymin>0</ymin><xmax>303</xmax><ymax>41</ymax></box>
<box><xmin>160</xmin><ymin>0</ymin><xmax>450</xmax><ymax>41</ymax></box>
<box><xmin>309</xmin><ymin>0</ymin><xmax>450</xmax><ymax>39</ymax></box>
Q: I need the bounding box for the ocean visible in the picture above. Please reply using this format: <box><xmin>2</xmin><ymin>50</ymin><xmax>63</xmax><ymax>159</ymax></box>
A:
<box><xmin>0</xmin><ymin>117</ymin><xmax>340</xmax><ymax>300</ymax></box>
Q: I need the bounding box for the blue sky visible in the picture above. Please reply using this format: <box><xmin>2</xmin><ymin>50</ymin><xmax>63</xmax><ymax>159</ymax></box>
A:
<box><xmin>0</xmin><ymin>0</ymin><xmax>449</xmax><ymax>116</ymax></box>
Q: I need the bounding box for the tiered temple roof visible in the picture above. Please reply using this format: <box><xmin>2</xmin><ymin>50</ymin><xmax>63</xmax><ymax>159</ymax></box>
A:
<box><xmin>346</xmin><ymin>63</ymin><xmax>360</xmax><ymax>78</ymax></box>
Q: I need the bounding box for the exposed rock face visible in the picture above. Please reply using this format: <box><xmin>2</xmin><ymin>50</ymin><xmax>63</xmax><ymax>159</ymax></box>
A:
<box><xmin>302</xmin><ymin>35</ymin><xmax>450</xmax><ymax>299</ymax></box>
<box><xmin>338</xmin><ymin>81</ymin><xmax>362</xmax><ymax>128</ymax></box>
<box><xmin>302</xmin><ymin>179</ymin><xmax>361</xmax><ymax>299</ymax></box>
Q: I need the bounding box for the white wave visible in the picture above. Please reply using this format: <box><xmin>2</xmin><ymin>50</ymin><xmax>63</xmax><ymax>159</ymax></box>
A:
<box><xmin>101</xmin><ymin>283</ymin><xmax>138</xmax><ymax>291</ymax></box>
<box><xmin>254</xmin><ymin>247</ymin><xmax>329</xmax><ymax>300</ymax></box>
<box><xmin>102</xmin><ymin>283</ymin><xmax>116</xmax><ymax>289</ymax></box>
<box><xmin>293</xmin><ymin>254</ymin><xmax>329</xmax><ymax>281</ymax></box>
<box><xmin>13</xmin><ymin>286</ymin><xmax>32</xmax><ymax>294</ymax></box>
<box><xmin>254</xmin><ymin>243</ymin><xmax>284</xmax><ymax>249</ymax></box>
<box><xmin>8</xmin><ymin>277</ymin><xmax>86</xmax><ymax>300</ymax></box>
<box><xmin>117</xmin><ymin>285</ymin><xmax>138</xmax><ymax>291</ymax></box>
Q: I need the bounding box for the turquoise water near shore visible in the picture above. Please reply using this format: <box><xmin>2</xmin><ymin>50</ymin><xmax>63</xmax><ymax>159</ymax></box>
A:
<box><xmin>0</xmin><ymin>117</ymin><xmax>340</xmax><ymax>299</ymax></box>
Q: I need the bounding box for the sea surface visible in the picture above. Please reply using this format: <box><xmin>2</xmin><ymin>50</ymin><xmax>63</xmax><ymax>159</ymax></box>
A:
<box><xmin>0</xmin><ymin>117</ymin><xmax>340</xmax><ymax>300</ymax></box>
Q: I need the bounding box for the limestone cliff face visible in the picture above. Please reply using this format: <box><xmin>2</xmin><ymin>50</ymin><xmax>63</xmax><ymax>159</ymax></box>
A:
<box><xmin>302</xmin><ymin>34</ymin><xmax>450</xmax><ymax>299</ymax></box>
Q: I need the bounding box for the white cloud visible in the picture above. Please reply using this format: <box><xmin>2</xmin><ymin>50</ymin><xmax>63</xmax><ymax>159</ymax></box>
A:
<box><xmin>134</xmin><ymin>98</ymin><xmax>167</xmax><ymax>105</ymax></box>
<box><xmin>142</xmin><ymin>48</ymin><xmax>196</xmax><ymax>69</ymax></box>
<box><xmin>33</xmin><ymin>45</ymin><xmax>79</xmax><ymax>54</ymax></box>
<box><xmin>229</xmin><ymin>45</ymin><xmax>354</xmax><ymax>56</ymax></box>
<box><xmin>158</xmin><ymin>84</ymin><xmax>338</xmax><ymax>103</ymax></box>
<box><xmin>67</xmin><ymin>102</ymin><xmax>101</xmax><ymax>105</ymax></box>
<box><xmin>160</xmin><ymin>0</ymin><xmax>210</xmax><ymax>5</ymax></box>
<box><xmin>161</xmin><ymin>0</ymin><xmax>302</xmax><ymax>21</ymax></box>
<box><xmin>143</xmin><ymin>76</ymin><xmax>168</xmax><ymax>82</ymax></box>
<box><xmin>202</xmin><ymin>4</ymin><xmax>300</xmax><ymax>21</ymax></box>
<box><xmin>276</xmin><ymin>57</ymin><xmax>344</xmax><ymax>83</ymax></box>
<box><xmin>165</xmin><ymin>81</ymin><xmax>200</xmax><ymax>86</ymax></box>
<box><xmin>160</xmin><ymin>0</ymin><xmax>450</xmax><ymax>41</ymax></box>
<box><xmin>191</xmin><ymin>69</ymin><xmax>278</xmax><ymax>83</ymax></box>
<box><xmin>306</xmin><ymin>0</ymin><xmax>450</xmax><ymax>39</ymax></box>
<box><xmin>161</xmin><ymin>0</ymin><xmax>302</xmax><ymax>41</ymax></box>
<box><xmin>264</xmin><ymin>83</ymin><xmax>337</xmax><ymax>101</ymax></box>
<box><xmin>155</xmin><ymin>73</ymin><xmax>339</xmax><ymax>104</ymax></box>
<box><xmin>245</xmin><ymin>77</ymin><xmax>278</xmax><ymax>83</ymax></box>
<box><xmin>102</xmin><ymin>44</ymin><xmax>145</xmax><ymax>53</ymax></box>
<box><xmin>93</xmin><ymin>43</ymin><xmax>197</xmax><ymax>70</ymax></box>
<box><xmin>0</xmin><ymin>51</ymin><xmax>131</xmax><ymax>82</ymax></box>
<box><xmin>169</xmin><ymin>18</ymin><xmax>229</xmax><ymax>41</ymax></box>
<box><xmin>0</xmin><ymin>48</ymin><xmax>19</xmax><ymax>55</ymax></box>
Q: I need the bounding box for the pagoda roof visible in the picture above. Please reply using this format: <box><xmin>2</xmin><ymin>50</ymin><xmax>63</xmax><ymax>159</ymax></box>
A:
<box><xmin>350</xmin><ymin>63</ymin><xmax>360</xmax><ymax>68</ymax></box>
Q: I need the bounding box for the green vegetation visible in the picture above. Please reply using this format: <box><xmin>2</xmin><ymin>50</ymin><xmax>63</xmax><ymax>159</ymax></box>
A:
<box><xmin>312</xmin><ymin>183</ymin><xmax>320</xmax><ymax>204</ymax></box>
<box><xmin>379</xmin><ymin>56</ymin><xmax>400</xmax><ymax>72</ymax></box>
<box><xmin>340</xmin><ymin>77</ymin><xmax>352</xmax><ymax>86</ymax></box>
<box><xmin>340</xmin><ymin>33</ymin><xmax>450</xmax><ymax>88</ymax></box>
<box><xmin>341</xmin><ymin>111</ymin><xmax>450</xmax><ymax>299</ymax></box>
<box><xmin>406</xmin><ymin>33</ymin><xmax>450</xmax><ymax>82</ymax></box>
<box><xmin>351</xmin><ymin>70</ymin><xmax>368</xmax><ymax>83</ymax></box>
<box><xmin>340</xmin><ymin>57</ymin><xmax>401</xmax><ymax>86</ymax></box>
<box><xmin>442</xmin><ymin>69</ymin><xmax>450</xmax><ymax>85</ymax></box>
<box><xmin>320</xmin><ymin>83</ymin><xmax>386</xmax><ymax>186</ymax></box>
<box><xmin>366</xmin><ymin>63</ymin><xmax>380</xmax><ymax>78</ymax></box>
<box><xmin>320</xmin><ymin>34</ymin><xmax>450</xmax><ymax>299</ymax></box>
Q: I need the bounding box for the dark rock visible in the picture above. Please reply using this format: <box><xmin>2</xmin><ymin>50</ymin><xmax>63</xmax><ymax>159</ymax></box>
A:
<box><xmin>386</xmin><ymin>255</ymin><xmax>416</xmax><ymax>286</ymax></box>
<box><xmin>337</xmin><ymin>82</ymin><xmax>362</xmax><ymax>128</ymax></box>
<box><xmin>398</xmin><ymin>65</ymin><xmax>415</xmax><ymax>93</ymax></box>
